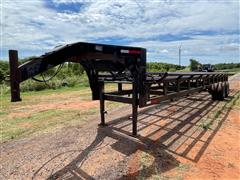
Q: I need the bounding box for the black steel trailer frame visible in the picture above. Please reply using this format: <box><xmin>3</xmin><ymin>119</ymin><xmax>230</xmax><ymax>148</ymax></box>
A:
<box><xmin>9</xmin><ymin>42</ymin><xmax>229</xmax><ymax>136</ymax></box>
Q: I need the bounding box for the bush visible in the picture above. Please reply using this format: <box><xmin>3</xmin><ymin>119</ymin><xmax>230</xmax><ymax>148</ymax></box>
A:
<box><xmin>64</xmin><ymin>76</ymin><xmax>80</xmax><ymax>87</ymax></box>
<box><xmin>21</xmin><ymin>80</ymin><xmax>49</xmax><ymax>92</ymax></box>
<box><xmin>0</xmin><ymin>69</ymin><xmax>4</xmax><ymax>83</ymax></box>
<box><xmin>0</xmin><ymin>61</ymin><xmax>9</xmax><ymax>83</ymax></box>
<box><xmin>0</xmin><ymin>83</ymin><xmax>10</xmax><ymax>94</ymax></box>
<box><xmin>17</xmin><ymin>62</ymin><xmax>87</xmax><ymax>92</ymax></box>
<box><xmin>79</xmin><ymin>73</ymin><xmax>89</xmax><ymax>87</ymax></box>
<box><xmin>19</xmin><ymin>73</ymin><xmax>89</xmax><ymax>92</ymax></box>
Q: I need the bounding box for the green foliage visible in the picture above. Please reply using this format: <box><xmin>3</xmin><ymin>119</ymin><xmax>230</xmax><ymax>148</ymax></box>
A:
<box><xmin>213</xmin><ymin>63</ymin><xmax>240</xmax><ymax>70</ymax></box>
<box><xmin>0</xmin><ymin>60</ymin><xmax>9</xmax><ymax>72</ymax></box>
<box><xmin>189</xmin><ymin>59</ymin><xmax>201</xmax><ymax>71</ymax></box>
<box><xmin>0</xmin><ymin>83</ymin><xmax>10</xmax><ymax>94</ymax></box>
<box><xmin>147</xmin><ymin>62</ymin><xmax>184</xmax><ymax>72</ymax></box>
<box><xmin>188</xmin><ymin>59</ymin><xmax>239</xmax><ymax>72</ymax></box>
<box><xmin>0</xmin><ymin>59</ymin><xmax>89</xmax><ymax>94</ymax></box>
<box><xmin>19</xmin><ymin>56</ymin><xmax>37</xmax><ymax>65</ymax></box>
<box><xmin>19</xmin><ymin>71</ymin><xmax>89</xmax><ymax>92</ymax></box>
<box><xmin>0</xmin><ymin>69</ymin><xmax>4</xmax><ymax>83</ymax></box>
<box><xmin>179</xmin><ymin>67</ymin><xmax>190</xmax><ymax>72</ymax></box>
<box><xmin>0</xmin><ymin>60</ymin><xmax>9</xmax><ymax>82</ymax></box>
<box><xmin>20</xmin><ymin>79</ymin><xmax>62</xmax><ymax>92</ymax></box>
<box><xmin>200</xmin><ymin>121</ymin><xmax>212</xmax><ymax>130</ymax></box>
<box><xmin>67</xmin><ymin>63</ymin><xmax>85</xmax><ymax>75</ymax></box>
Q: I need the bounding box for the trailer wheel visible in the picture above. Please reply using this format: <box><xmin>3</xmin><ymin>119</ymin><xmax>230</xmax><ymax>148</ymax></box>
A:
<box><xmin>211</xmin><ymin>83</ymin><xmax>218</xmax><ymax>100</ymax></box>
<box><xmin>224</xmin><ymin>82</ymin><xmax>229</xmax><ymax>97</ymax></box>
<box><xmin>216</xmin><ymin>82</ymin><xmax>225</xmax><ymax>101</ymax></box>
<box><xmin>208</xmin><ymin>84</ymin><xmax>214</xmax><ymax>94</ymax></box>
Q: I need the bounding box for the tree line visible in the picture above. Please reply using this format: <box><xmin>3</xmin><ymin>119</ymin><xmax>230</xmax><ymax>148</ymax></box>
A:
<box><xmin>1</xmin><ymin>58</ymin><xmax>239</xmax><ymax>85</ymax></box>
<box><xmin>189</xmin><ymin>59</ymin><xmax>240</xmax><ymax>71</ymax></box>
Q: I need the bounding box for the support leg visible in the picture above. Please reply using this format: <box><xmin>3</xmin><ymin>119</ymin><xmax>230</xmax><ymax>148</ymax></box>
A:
<box><xmin>163</xmin><ymin>82</ymin><xmax>168</xmax><ymax>95</ymax></box>
<box><xmin>132</xmin><ymin>102</ymin><xmax>138</xmax><ymax>136</ymax></box>
<box><xmin>118</xmin><ymin>83</ymin><xmax>122</xmax><ymax>92</ymax></box>
<box><xmin>99</xmin><ymin>82</ymin><xmax>107</xmax><ymax>126</ymax></box>
<box><xmin>132</xmin><ymin>82</ymin><xmax>138</xmax><ymax>136</ymax></box>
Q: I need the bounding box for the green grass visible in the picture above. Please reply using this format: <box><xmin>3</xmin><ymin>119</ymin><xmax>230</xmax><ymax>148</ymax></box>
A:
<box><xmin>199</xmin><ymin>92</ymin><xmax>240</xmax><ymax>130</ymax></box>
<box><xmin>200</xmin><ymin>122</ymin><xmax>212</xmax><ymax>130</ymax></box>
<box><xmin>179</xmin><ymin>67</ymin><xmax>190</xmax><ymax>72</ymax></box>
<box><xmin>0</xmin><ymin>84</ymin><xmax>125</xmax><ymax>143</ymax></box>
<box><xmin>0</xmin><ymin>85</ymin><xmax>89</xmax><ymax>112</ymax></box>
<box><xmin>0</xmin><ymin>108</ymin><xmax>100</xmax><ymax>142</ymax></box>
<box><xmin>138</xmin><ymin>151</ymin><xmax>158</xmax><ymax>180</ymax></box>
<box><xmin>177</xmin><ymin>163</ymin><xmax>190</xmax><ymax>171</ymax></box>
<box><xmin>137</xmin><ymin>150</ymin><xmax>186</xmax><ymax>180</ymax></box>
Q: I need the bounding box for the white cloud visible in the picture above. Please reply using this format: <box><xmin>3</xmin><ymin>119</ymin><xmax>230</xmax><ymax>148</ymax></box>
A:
<box><xmin>129</xmin><ymin>34</ymin><xmax>239</xmax><ymax>64</ymax></box>
<box><xmin>219</xmin><ymin>43</ymin><xmax>240</xmax><ymax>51</ymax></box>
<box><xmin>161</xmin><ymin>49</ymin><xmax>169</xmax><ymax>53</ymax></box>
<box><xmin>52</xmin><ymin>0</ymin><xmax>89</xmax><ymax>4</ymax></box>
<box><xmin>0</xmin><ymin>0</ymin><xmax>239</xmax><ymax>64</ymax></box>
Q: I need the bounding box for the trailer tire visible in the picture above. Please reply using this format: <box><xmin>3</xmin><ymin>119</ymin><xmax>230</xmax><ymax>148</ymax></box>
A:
<box><xmin>216</xmin><ymin>82</ymin><xmax>225</xmax><ymax>101</ymax></box>
<box><xmin>208</xmin><ymin>84</ymin><xmax>214</xmax><ymax>94</ymax></box>
<box><xmin>224</xmin><ymin>82</ymin><xmax>229</xmax><ymax>97</ymax></box>
<box><xmin>211</xmin><ymin>83</ymin><xmax>218</xmax><ymax>100</ymax></box>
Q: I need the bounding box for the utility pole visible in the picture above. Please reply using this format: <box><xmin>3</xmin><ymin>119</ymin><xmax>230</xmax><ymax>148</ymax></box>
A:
<box><xmin>179</xmin><ymin>45</ymin><xmax>181</xmax><ymax>66</ymax></box>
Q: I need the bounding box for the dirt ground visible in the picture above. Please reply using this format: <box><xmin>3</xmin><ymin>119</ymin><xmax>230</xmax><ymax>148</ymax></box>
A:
<box><xmin>0</xmin><ymin>74</ymin><xmax>239</xmax><ymax>180</ymax></box>
<box><xmin>8</xmin><ymin>100</ymin><xmax>98</xmax><ymax>119</ymax></box>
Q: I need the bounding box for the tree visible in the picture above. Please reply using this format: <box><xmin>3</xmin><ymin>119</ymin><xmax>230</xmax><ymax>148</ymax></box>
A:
<box><xmin>189</xmin><ymin>59</ymin><xmax>201</xmax><ymax>71</ymax></box>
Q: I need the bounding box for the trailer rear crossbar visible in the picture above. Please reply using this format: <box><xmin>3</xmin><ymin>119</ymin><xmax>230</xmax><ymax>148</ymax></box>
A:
<box><xmin>9</xmin><ymin>42</ymin><xmax>229</xmax><ymax>136</ymax></box>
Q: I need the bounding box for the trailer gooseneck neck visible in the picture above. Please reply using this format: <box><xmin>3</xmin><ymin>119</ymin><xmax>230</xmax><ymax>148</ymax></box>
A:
<box><xmin>9</xmin><ymin>42</ymin><xmax>229</xmax><ymax>136</ymax></box>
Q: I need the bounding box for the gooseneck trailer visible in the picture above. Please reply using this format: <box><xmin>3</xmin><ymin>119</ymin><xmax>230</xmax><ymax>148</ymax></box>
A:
<box><xmin>9</xmin><ymin>42</ymin><xmax>229</xmax><ymax>136</ymax></box>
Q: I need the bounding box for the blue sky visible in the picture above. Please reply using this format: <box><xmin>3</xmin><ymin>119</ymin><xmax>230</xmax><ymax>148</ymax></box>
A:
<box><xmin>0</xmin><ymin>0</ymin><xmax>239</xmax><ymax>65</ymax></box>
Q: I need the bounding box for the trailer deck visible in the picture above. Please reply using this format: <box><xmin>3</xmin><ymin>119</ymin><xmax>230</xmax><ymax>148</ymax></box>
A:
<box><xmin>9</xmin><ymin>42</ymin><xmax>229</xmax><ymax>136</ymax></box>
